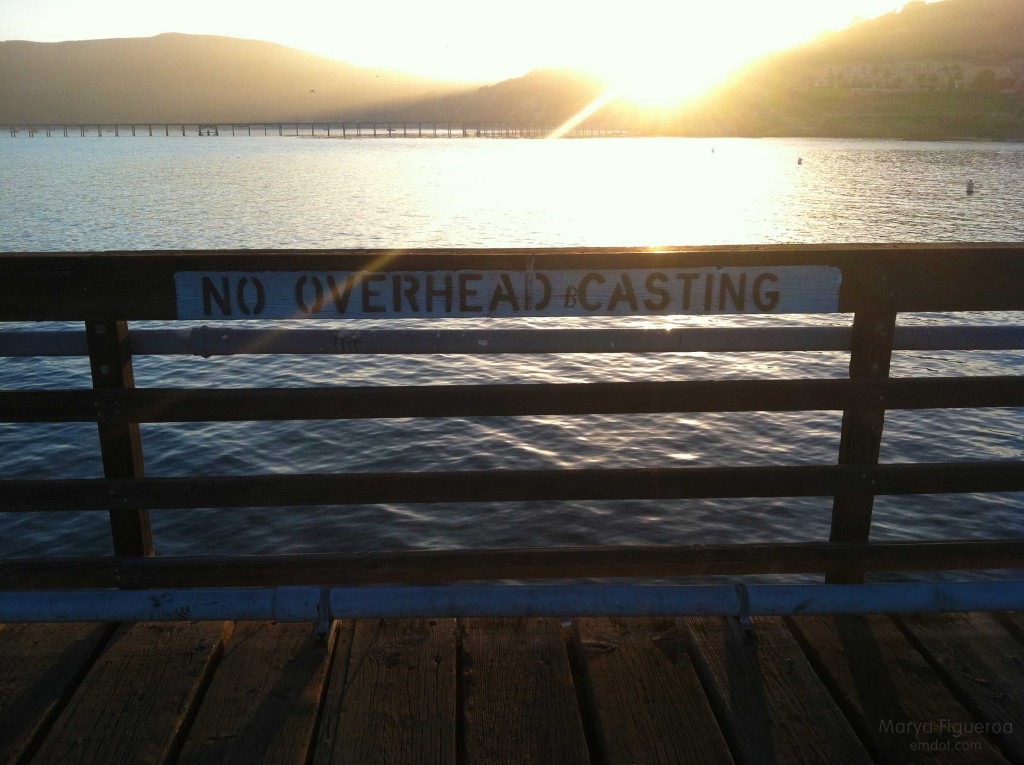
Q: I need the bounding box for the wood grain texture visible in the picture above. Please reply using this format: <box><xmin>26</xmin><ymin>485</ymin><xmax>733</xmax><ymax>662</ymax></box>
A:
<box><xmin>461</xmin><ymin>618</ymin><xmax>588</xmax><ymax>765</ymax></box>
<box><xmin>176</xmin><ymin>621</ymin><xmax>337</xmax><ymax>765</ymax></box>
<box><xmin>85</xmin><ymin>319</ymin><xmax>153</xmax><ymax>556</ymax></box>
<box><xmin>5</xmin><ymin>540</ymin><xmax>1023</xmax><ymax>590</ymax></box>
<box><xmin>574</xmin><ymin>617</ymin><xmax>733</xmax><ymax>765</ymax></box>
<box><xmin>31</xmin><ymin>621</ymin><xmax>229</xmax><ymax>764</ymax></box>
<box><xmin>789</xmin><ymin>614</ymin><xmax>1006</xmax><ymax>763</ymax></box>
<box><xmin>6</xmin><ymin>462</ymin><xmax>1023</xmax><ymax>514</ymax></box>
<box><xmin>307</xmin><ymin>621</ymin><xmax>355</xmax><ymax>765</ymax></box>
<box><xmin>0</xmin><ymin>623</ymin><xmax>111</xmax><ymax>764</ymax></box>
<box><xmin>828</xmin><ymin>309</ymin><xmax>896</xmax><ymax>582</ymax></box>
<box><xmin>684</xmin><ymin>615</ymin><xmax>872</xmax><ymax>765</ymax></box>
<box><xmin>4</xmin><ymin>377</ymin><xmax>1023</xmax><ymax>424</ymax></box>
<box><xmin>897</xmin><ymin>612</ymin><xmax>1024</xmax><ymax>763</ymax></box>
<box><xmin>3</xmin><ymin>245</ymin><xmax>1023</xmax><ymax>320</ymax></box>
<box><xmin>997</xmin><ymin>611</ymin><xmax>1024</xmax><ymax>640</ymax></box>
<box><xmin>314</xmin><ymin>618</ymin><xmax>456</xmax><ymax>765</ymax></box>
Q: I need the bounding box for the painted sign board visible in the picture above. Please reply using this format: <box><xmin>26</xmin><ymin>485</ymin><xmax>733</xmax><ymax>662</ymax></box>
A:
<box><xmin>174</xmin><ymin>266</ymin><xmax>842</xmax><ymax>319</ymax></box>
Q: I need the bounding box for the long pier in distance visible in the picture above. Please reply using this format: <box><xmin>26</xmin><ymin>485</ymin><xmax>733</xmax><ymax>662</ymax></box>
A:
<box><xmin>3</xmin><ymin>122</ymin><xmax>631</xmax><ymax>138</ymax></box>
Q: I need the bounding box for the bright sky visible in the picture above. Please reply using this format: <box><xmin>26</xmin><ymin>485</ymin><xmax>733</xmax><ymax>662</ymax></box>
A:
<box><xmin>1</xmin><ymin>0</ymin><xmax>936</xmax><ymax>98</ymax></box>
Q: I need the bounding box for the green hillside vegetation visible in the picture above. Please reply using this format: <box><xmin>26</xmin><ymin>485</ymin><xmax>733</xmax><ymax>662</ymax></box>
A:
<box><xmin>668</xmin><ymin>86</ymin><xmax>1024</xmax><ymax>140</ymax></box>
<box><xmin>659</xmin><ymin>0</ymin><xmax>1024</xmax><ymax>139</ymax></box>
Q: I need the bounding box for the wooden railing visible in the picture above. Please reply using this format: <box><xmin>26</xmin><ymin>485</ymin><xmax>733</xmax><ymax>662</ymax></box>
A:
<box><xmin>0</xmin><ymin>245</ymin><xmax>1022</xmax><ymax>605</ymax></box>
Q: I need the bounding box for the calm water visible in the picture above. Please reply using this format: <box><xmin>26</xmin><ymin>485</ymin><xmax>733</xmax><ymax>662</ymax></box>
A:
<box><xmin>1</xmin><ymin>136</ymin><xmax>1022</xmax><ymax>569</ymax></box>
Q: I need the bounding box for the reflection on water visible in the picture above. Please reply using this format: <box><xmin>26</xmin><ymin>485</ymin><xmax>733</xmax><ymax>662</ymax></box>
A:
<box><xmin>4</xmin><ymin>136</ymin><xmax>1023</xmax><ymax>250</ymax></box>
<box><xmin>0</xmin><ymin>137</ymin><xmax>1022</xmax><ymax>563</ymax></box>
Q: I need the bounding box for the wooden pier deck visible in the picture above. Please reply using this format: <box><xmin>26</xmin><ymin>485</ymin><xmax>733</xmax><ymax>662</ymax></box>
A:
<box><xmin>2</xmin><ymin>612</ymin><xmax>1022</xmax><ymax>764</ymax></box>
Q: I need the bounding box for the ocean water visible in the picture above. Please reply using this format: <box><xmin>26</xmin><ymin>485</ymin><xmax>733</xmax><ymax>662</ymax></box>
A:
<box><xmin>1</xmin><ymin>135</ymin><xmax>1022</xmax><ymax>566</ymax></box>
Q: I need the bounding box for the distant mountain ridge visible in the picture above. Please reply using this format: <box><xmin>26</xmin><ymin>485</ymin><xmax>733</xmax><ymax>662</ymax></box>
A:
<box><xmin>375</xmin><ymin>69</ymin><xmax>606</xmax><ymax>124</ymax></box>
<box><xmin>0</xmin><ymin>33</ymin><xmax>471</xmax><ymax>123</ymax></box>
<box><xmin>2</xmin><ymin>0</ymin><xmax>1022</xmax><ymax>138</ymax></box>
<box><xmin>790</xmin><ymin>0</ymin><xmax>1024</xmax><ymax>65</ymax></box>
<box><xmin>669</xmin><ymin>0</ymin><xmax>1024</xmax><ymax>140</ymax></box>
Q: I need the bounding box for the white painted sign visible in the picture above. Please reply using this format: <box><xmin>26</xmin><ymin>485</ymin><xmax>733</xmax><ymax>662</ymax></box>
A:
<box><xmin>174</xmin><ymin>267</ymin><xmax>842</xmax><ymax>319</ymax></box>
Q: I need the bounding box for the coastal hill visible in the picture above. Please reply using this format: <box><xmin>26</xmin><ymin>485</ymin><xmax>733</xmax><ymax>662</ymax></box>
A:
<box><xmin>360</xmin><ymin>0</ymin><xmax>1024</xmax><ymax>133</ymax></box>
<box><xmin>374</xmin><ymin>69</ymin><xmax>606</xmax><ymax>125</ymax></box>
<box><xmin>2</xmin><ymin>0</ymin><xmax>1022</xmax><ymax>138</ymax></box>
<box><xmin>787</xmin><ymin>0</ymin><xmax>1024</xmax><ymax>65</ymax></box>
<box><xmin>671</xmin><ymin>0</ymin><xmax>1024</xmax><ymax>139</ymax></box>
<box><xmin>0</xmin><ymin>33</ymin><xmax>472</xmax><ymax>123</ymax></box>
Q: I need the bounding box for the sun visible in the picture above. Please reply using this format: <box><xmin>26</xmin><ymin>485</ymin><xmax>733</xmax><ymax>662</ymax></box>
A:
<box><xmin>569</xmin><ymin>2</ymin><xmax>816</xmax><ymax>111</ymax></box>
<box><xmin>605</xmin><ymin>62</ymin><xmax>735</xmax><ymax>108</ymax></box>
<box><xmin>592</xmin><ymin>44</ymin><xmax>749</xmax><ymax>110</ymax></box>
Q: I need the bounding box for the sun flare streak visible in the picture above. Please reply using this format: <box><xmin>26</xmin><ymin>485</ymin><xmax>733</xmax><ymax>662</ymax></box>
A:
<box><xmin>546</xmin><ymin>91</ymin><xmax>614</xmax><ymax>139</ymax></box>
<box><xmin>282</xmin><ymin>248</ymin><xmax>408</xmax><ymax>318</ymax></box>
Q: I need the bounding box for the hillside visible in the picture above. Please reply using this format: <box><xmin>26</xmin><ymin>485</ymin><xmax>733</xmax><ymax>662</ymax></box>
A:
<box><xmin>792</xmin><ymin>0</ymin><xmax>1024</xmax><ymax>65</ymax></box>
<box><xmin>2</xmin><ymin>0</ymin><xmax>1022</xmax><ymax>138</ymax></box>
<box><xmin>670</xmin><ymin>0</ymin><xmax>1024</xmax><ymax>140</ymax></box>
<box><xmin>376</xmin><ymin>69</ymin><xmax>607</xmax><ymax>125</ymax></box>
<box><xmin>394</xmin><ymin>0</ymin><xmax>1024</xmax><ymax>137</ymax></box>
<box><xmin>0</xmin><ymin>33</ymin><xmax>471</xmax><ymax>123</ymax></box>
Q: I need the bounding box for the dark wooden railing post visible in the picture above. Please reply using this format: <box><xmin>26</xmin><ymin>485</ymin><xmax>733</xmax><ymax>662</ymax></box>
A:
<box><xmin>86</xmin><ymin>320</ymin><xmax>154</xmax><ymax>556</ymax></box>
<box><xmin>827</xmin><ymin>309</ymin><xmax>897</xmax><ymax>583</ymax></box>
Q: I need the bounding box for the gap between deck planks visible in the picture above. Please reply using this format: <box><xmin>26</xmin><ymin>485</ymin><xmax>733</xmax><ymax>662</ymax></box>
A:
<box><xmin>30</xmin><ymin>621</ymin><xmax>229</xmax><ymax>764</ymax></box>
<box><xmin>895</xmin><ymin>611</ymin><xmax>1024</xmax><ymax>763</ymax></box>
<box><xmin>788</xmin><ymin>614</ymin><xmax>1008</xmax><ymax>763</ymax></box>
<box><xmin>0</xmin><ymin>622</ymin><xmax>114</xmax><ymax>764</ymax></box>
<box><xmin>176</xmin><ymin>621</ymin><xmax>340</xmax><ymax>765</ymax></box>
<box><xmin>1</xmin><ymin>614</ymin><xmax>1021</xmax><ymax>765</ymax></box>
<box><xmin>574</xmin><ymin>617</ymin><xmax>734</xmax><ymax>765</ymax></box>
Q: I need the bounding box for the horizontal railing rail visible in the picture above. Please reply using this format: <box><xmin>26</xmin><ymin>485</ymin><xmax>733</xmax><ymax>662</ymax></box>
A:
<box><xmin>3</xmin><ymin>462</ymin><xmax>1022</xmax><ymax>513</ymax></box>
<box><xmin>0</xmin><ymin>245</ymin><xmax>1021</xmax><ymax>614</ymax></box>
<box><xmin>2</xmin><ymin>245</ymin><xmax>1024</xmax><ymax>320</ymax></box>
<box><xmin>3</xmin><ymin>540</ymin><xmax>1023</xmax><ymax>590</ymax></box>
<box><xmin>2</xmin><ymin>325</ymin><xmax>1024</xmax><ymax>357</ymax></box>
<box><xmin>1</xmin><ymin>377</ymin><xmax>1022</xmax><ymax>422</ymax></box>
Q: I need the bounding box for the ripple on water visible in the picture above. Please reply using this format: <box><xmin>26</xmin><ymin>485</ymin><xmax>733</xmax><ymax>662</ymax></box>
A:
<box><xmin>1</xmin><ymin>137</ymin><xmax>1022</xmax><ymax>563</ymax></box>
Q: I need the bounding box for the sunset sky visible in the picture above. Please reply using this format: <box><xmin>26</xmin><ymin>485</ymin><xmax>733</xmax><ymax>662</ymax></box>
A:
<box><xmin>2</xmin><ymin>0</ymin><xmax>938</xmax><ymax>96</ymax></box>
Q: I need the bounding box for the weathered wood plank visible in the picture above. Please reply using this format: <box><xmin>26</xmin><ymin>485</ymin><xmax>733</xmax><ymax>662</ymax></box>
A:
<box><xmin>574</xmin><ymin>617</ymin><xmax>733</xmax><ymax>765</ymax></box>
<box><xmin>4</xmin><ymin>541</ymin><xmax>1023</xmax><ymax>590</ymax></box>
<box><xmin>897</xmin><ymin>612</ymin><xmax>1024</xmax><ymax>762</ymax></box>
<box><xmin>789</xmin><ymin>614</ymin><xmax>1006</xmax><ymax>763</ymax></box>
<box><xmin>684</xmin><ymin>615</ymin><xmax>872</xmax><ymax>765</ymax></box>
<box><xmin>314</xmin><ymin>618</ymin><xmax>456</xmax><ymax>765</ymax></box>
<box><xmin>461</xmin><ymin>618</ymin><xmax>588</xmax><ymax>765</ymax></box>
<box><xmin>32</xmin><ymin>621</ymin><xmax>229</xmax><ymax>764</ymax></box>
<box><xmin>3</xmin><ymin>245</ymin><xmax>1023</xmax><ymax>320</ymax></box>
<box><xmin>86</xmin><ymin>319</ymin><xmax>153</xmax><ymax>556</ymax></box>
<box><xmin>5</xmin><ymin>462</ymin><xmax>1023</xmax><ymax>514</ymax></box>
<box><xmin>997</xmin><ymin>611</ymin><xmax>1024</xmax><ymax>640</ymax></box>
<box><xmin>8</xmin><ymin>324</ymin><xmax>1020</xmax><ymax>360</ymax></box>
<box><xmin>0</xmin><ymin>623</ymin><xmax>111</xmax><ymax>764</ymax></box>
<box><xmin>3</xmin><ymin>376</ymin><xmax>1024</xmax><ymax>424</ymax></box>
<box><xmin>176</xmin><ymin>621</ymin><xmax>338</xmax><ymax>765</ymax></box>
<box><xmin>307</xmin><ymin>621</ymin><xmax>355</xmax><ymax>764</ymax></box>
<box><xmin>828</xmin><ymin>309</ymin><xmax>896</xmax><ymax>583</ymax></box>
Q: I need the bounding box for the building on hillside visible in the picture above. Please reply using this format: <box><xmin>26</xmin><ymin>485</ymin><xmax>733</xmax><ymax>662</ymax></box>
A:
<box><xmin>812</xmin><ymin>60</ymin><xmax>1024</xmax><ymax>91</ymax></box>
